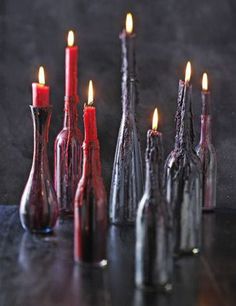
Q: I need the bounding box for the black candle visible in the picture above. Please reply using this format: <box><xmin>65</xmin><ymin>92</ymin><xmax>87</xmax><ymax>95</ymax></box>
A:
<box><xmin>135</xmin><ymin>108</ymin><xmax>173</xmax><ymax>292</ymax></box>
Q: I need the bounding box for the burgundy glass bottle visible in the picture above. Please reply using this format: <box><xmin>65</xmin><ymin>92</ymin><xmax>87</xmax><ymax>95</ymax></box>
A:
<box><xmin>54</xmin><ymin>31</ymin><xmax>82</xmax><ymax>217</ymax></box>
<box><xmin>196</xmin><ymin>73</ymin><xmax>217</xmax><ymax>211</ymax></box>
<box><xmin>74</xmin><ymin>84</ymin><xmax>107</xmax><ymax>266</ymax></box>
<box><xmin>20</xmin><ymin>106</ymin><xmax>59</xmax><ymax>233</ymax></box>
<box><xmin>54</xmin><ymin>97</ymin><xmax>82</xmax><ymax>216</ymax></box>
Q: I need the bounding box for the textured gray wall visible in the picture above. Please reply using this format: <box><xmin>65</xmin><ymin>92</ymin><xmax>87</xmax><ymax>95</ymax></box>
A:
<box><xmin>0</xmin><ymin>0</ymin><xmax>235</xmax><ymax>208</ymax></box>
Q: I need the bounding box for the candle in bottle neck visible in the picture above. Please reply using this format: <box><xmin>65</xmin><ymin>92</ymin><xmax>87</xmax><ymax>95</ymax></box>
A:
<box><xmin>32</xmin><ymin>66</ymin><xmax>50</xmax><ymax>107</ymax></box>
<box><xmin>84</xmin><ymin>80</ymin><xmax>98</xmax><ymax>142</ymax></box>
<box><xmin>201</xmin><ymin>72</ymin><xmax>211</xmax><ymax>115</ymax></box>
<box><xmin>65</xmin><ymin>30</ymin><xmax>78</xmax><ymax>100</ymax></box>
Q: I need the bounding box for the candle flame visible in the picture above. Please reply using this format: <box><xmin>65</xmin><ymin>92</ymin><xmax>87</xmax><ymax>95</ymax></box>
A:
<box><xmin>126</xmin><ymin>13</ymin><xmax>133</xmax><ymax>34</ymax></box>
<box><xmin>152</xmin><ymin>108</ymin><xmax>158</xmax><ymax>131</ymax></box>
<box><xmin>202</xmin><ymin>72</ymin><xmax>208</xmax><ymax>91</ymax></box>
<box><xmin>88</xmin><ymin>80</ymin><xmax>94</xmax><ymax>105</ymax></box>
<box><xmin>67</xmin><ymin>30</ymin><xmax>74</xmax><ymax>47</ymax></box>
<box><xmin>38</xmin><ymin>66</ymin><xmax>45</xmax><ymax>85</ymax></box>
<box><xmin>185</xmin><ymin>61</ymin><xmax>191</xmax><ymax>82</ymax></box>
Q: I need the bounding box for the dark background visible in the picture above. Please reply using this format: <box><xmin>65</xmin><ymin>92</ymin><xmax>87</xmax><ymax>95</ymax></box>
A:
<box><xmin>0</xmin><ymin>0</ymin><xmax>235</xmax><ymax>208</ymax></box>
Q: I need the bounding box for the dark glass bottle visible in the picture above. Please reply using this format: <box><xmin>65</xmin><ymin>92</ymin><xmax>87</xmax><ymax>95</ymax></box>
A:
<box><xmin>135</xmin><ymin>129</ymin><xmax>173</xmax><ymax>291</ymax></box>
<box><xmin>196</xmin><ymin>90</ymin><xmax>216</xmax><ymax>211</ymax></box>
<box><xmin>20</xmin><ymin>106</ymin><xmax>59</xmax><ymax>233</ymax></box>
<box><xmin>74</xmin><ymin>108</ymin><xmax>107</xmax><ymax>266</ymax></box>
<box><xmin>164</xmin><ymin>81</ymin><xmax>202</xmax><ymax>255</ymax></box>
<box><xmin>54</xmin><ymin>97</ymin><xmax>83</xmax><ymax>216</ymax></box>
<box><xmin>109</xmin><ymin>26</ymin><xmax>143</xmax><ymax>225</ymax></box>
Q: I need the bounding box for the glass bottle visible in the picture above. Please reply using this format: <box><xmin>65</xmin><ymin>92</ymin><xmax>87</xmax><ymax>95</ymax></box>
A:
<box><xmin>20</xmin><ymin>106</ymin><xmax>59</xmax><ymax>233</ymax></box>
<box><xmin>164</xmin><ymin>81</ymin><xmax>202</xmax><ymax>255</ymax></box>
<box><xmin>196</xmin><ymin>90</ymin><xmax>217</xmax><ymax>211</ymax></box>
<box><xmin>74</xmin><ymin>134</ymin><xmax>107</xmax><ymax>266</ymax></box>
<box><xmin>135</xmin><ymin>129</ymin><xmax>173</xmax><ymax>291</ymax></box>
<box><xmin>54</xmin><ymin>97</ymin><xmax>83</xmax><ymax>217</ymax></box>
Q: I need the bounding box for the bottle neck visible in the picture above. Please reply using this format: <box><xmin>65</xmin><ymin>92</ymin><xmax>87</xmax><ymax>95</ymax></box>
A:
<box><xmin>144</xmin><ymin>130</ymin><xmax>163</xmax><ymax>198</ymax></box>
<box><xmin>120</xmin><ymin>30</ymin><xmax>136</xmax><ymax>115</ymax></box>
<box><xmin>179</xmin><ymin>83</ymin><xmax>194</xmax><ymax>152</ymax></box>
<box><xmin>174</xmin><ymin>80</ymin><xmax>185</xmax><ymax>150</ymax></box>
<box><xmin>63</xmin><ymin>97</ymin><xmax>78</xmax><ymax>129</ymax></box>
<box><xmin>200</xmin><ymin>115</ymin><xmax>212</xmax><ymax>145</ymax></box>
<box><xmin>31</xmin><ymin>106</ymin><xmax>51</xmax><ymax>166</ymax></box>
<box><xmin>81</xmin><ymin>141</ymin><xmax>102</xmax><ymax>180</ymax></box>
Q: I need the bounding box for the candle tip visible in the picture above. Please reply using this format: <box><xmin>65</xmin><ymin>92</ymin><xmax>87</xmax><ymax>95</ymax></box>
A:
<box><xmin>38</xmin><ymin>66</ymin><xmax>45</xmax><ymax>85</ymax></box>
<box><xmin>88</xmin><ymin>80</ymin><xmax>94</xmax><ymax>105</ymax></box>
<box><xmin>126</xmin><ymin>13</ymin><xmax>133</xmax><ymax>34</ymax></box>
<box><xmin>202</xmin><ymin>72</ymin><xmax>208</xmax><ymax>91</ymax></box>
<box><xmin>67</xmin><ymin>30</ymin><xmax>74</xmax><ymax>47</ymax></box>
<box><xmin>152</xmin><ymin>108</ymin><xmax>158</xmax><ymax>131</ymax></box>
<box><xmin>185</xmin><ymin>61</ymin><xmax>191</xmax><ymax>82</ymax></box>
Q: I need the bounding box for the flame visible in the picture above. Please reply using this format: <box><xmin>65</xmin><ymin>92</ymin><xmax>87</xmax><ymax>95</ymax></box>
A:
<box><xmin>202</xmin><ymin>72</ymin><xmax>208</xmax><ymax>91</ymax></box>
<box><xmin>152</xmin><ymin>108</ymin><xmax>158</xmax><ymax>131</ymax></box>
<box><xmin>126</xmin><ymin>13</ymin><xmax>133</xmax><ymax>34</ymax></box>
<box><xmin>185</xmin><ymin>61</ymin><xmax>191</xmax><ymax>82</ymax></box>
<box><xmin>38</xmin><ymin>66</ymin><xmax>45</xmax><ymax>85</ymax></box>
<box><xmin>88</xmin><ymin>80</ymin><xmax>94</xmax><ymax>105</ymax></box>
<box><xmin>67</xmin><ymin>30</ymin><xmax>74</xmax><ymax>47</ymax></box>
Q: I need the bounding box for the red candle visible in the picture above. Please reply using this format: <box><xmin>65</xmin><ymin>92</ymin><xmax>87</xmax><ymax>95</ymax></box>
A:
<box><xmin>32</xmin><ymin>66</ymin><xmax>49</xmax><ymax>107</ymax></box>
<box><xmin>65</xmin><ymin>30</ymin><xmax>78</xmax><ymax>100</ymax></box>
<box><xmin>84</xmin><ymin>80</ymin><xmax>98</xmax><ymax>142</ymax></box>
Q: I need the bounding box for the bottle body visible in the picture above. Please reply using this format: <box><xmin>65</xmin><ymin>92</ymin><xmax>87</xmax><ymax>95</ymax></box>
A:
<box><xmin>54</xmin><ymin>100</ymin><xmax>82</xmax><ymax>216</ymax></box>
<box><xmin>20</xmin><ymin>106</ymin><xmax>58</xmax><ymax>234</ymax></box>
<box><xmin>165</xmin><ymin>150</ymin><xmax>202</xmax><ymax>255</ymax></box>
<box><xmin>196</xmin><ymin>115</ymin><xmax>217</xmax><ymax>211</ymax></box>
<box><xmin>74</xmin><ymin>141</ymin><xmax>107</xmax><ymax>266</ymax></box>
<box><xmin>109</xmin><ymin>78</ymin><xmax>143</xmax><ymax>225</ymax></box>
<box><xmin>135</xmin><ymin>196</ymin><xmax>172</xmax><ymax>291</ymax></box>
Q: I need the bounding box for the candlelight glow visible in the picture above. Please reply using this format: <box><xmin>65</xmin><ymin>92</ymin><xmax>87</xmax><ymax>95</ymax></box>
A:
<box><xmin>152</xmin><ymin>108</ymin><xmax>158</xmax><ymax>131</ymax></box>
<box><xmin>38</xmin><ymin>66</ymin><xmax>45</xmax><ymax>85</ymax></box>
<box><xmin>88</xmin><ymin>80</ymin><xmax>94</xmax><ymax>105</ymax></box>
<box><xmin>126</xmin><ymin>13</ymin><xmax>133</xmax><ymax>34</ymax></box>
<box><xmin>202</xmin><ymin>72</ymin><xmax>208</xmax><ymax>91</ymax></box>
<box><xmin>67</xmin><ymin>30</ymin><xmax>74</xmax><ymax>47</ymax></box>
<box><xmin>185</xmin><ymin>61</ymin><xmax>191</xmax><ymax>82</ymax></box>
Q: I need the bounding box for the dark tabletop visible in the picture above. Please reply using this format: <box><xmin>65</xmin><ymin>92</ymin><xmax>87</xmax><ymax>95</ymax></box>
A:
<box><xmin>0</xmin><ymin>206</ymin><xmax>236</xmax><ymax>306</ymax></box>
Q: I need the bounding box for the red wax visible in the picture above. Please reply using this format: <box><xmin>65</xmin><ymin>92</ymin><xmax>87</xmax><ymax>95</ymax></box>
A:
<box><xmin>84</xmin><ymin>106</ymin><xmax>98</xmax><ymax>142</ymax></box>
<box><xmin>65</xmin><ymin>45</ymin><xmax>78</xmax><ymax>99</ymax></box>
<box><xmin>32</xmin><ymin>83</ymin><xmax>49</xmax><ymax>107</ymax></box>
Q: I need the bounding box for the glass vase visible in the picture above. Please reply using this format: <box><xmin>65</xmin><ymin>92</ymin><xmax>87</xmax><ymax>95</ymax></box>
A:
<box><xmin>20</xmin><ymin>106</ymin><xmax>59</xmax><ymax>234</ymax></box>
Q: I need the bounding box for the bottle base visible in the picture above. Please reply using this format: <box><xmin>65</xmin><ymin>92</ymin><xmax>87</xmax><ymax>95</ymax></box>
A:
<box><xmin>174</xmin><ymin>247</ymin><xmax>200</xmax><ymax>257</ymax></box>
<box><xmin>136</xmin><ymin>282</ymin><xmax>172</xmax><ymax>293</ymax></box>
<box><xmin>74</xmin><ymin>259</ymin><xmax>108</xmax><ymax>268</ymax></box>
<box><xmin>26</xmin><ymin>227</ymin><xmax>54</xmax><ymax>235</ymax></box>
<box><xmin>202</xmin><ymin>207</ymin><xmax>215</xmax><ymax>213</ymax></box>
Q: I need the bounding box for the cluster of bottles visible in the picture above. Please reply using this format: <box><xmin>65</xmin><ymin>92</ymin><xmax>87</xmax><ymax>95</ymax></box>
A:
<box><xmin>19</xmin><ymin>13</ymin><xmax>216</xmax><ymax>290</ymax></box>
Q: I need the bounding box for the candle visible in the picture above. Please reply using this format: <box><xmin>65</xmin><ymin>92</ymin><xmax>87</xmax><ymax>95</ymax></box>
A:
<box><xmin>135</xmin><ymin>108</ymin><xmax>173</xmax><ymax>291</ymax></box>
<box><xmin>196</xmin><ymin>73</ymin><xmax>217</xmax><ymax>211</ymax></box>
<box><xmin>32</xmin><ymin>66</ymin><xmax>49</xmax><ymax>107</ymax></box>
<box><xmin>120</xmin><ymin>12</ymin><xmax>135</xmax><ymax>80</ymax></box>
<box><xmin>65</xmin><ymin>30</ymin><xmax>78</xmax><ymax>100</ymax></box>
<box><xmin>84</xmin><ymin>80</ymin><xmax>98</xmax><ymax>142</ymax></box>
<box><xmin>201</xmin><ymin>72</ymin><xmax>210</xmax><ymax>115</ymax></box>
